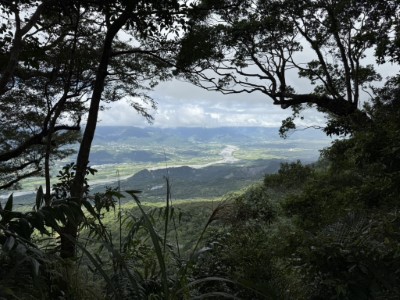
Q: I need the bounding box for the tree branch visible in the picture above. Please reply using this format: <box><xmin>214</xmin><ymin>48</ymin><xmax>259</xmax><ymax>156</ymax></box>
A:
<box><xmin>0</xmin><ymin>168</ymin><xmax>42</xmax><ymax>190</ymax></box>
<box><xmin>274</xmin><ymin>92</ymin><xmax>358</xmax><ymax>117</ymax></box>
<box><xmin>0</xmin><ymin>2</ymin><xmax>45</xmax><ymax>94</ymax></box>
<box><xmin>0</xmin><ymin>124</ymin><xmax>80</xmax><ymax>163</ymax></box>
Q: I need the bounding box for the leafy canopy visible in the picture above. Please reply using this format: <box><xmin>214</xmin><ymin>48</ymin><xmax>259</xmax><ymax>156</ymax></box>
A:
<box><xmin>176</xmin><ymin>0</ymin><xmax>399</xmax><ymax>135</ymax></box>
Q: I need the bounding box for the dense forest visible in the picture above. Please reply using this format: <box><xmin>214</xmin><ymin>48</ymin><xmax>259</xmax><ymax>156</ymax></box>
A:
<box><xmin>1</xmin><ymin>0</ymin><xmax>400</xmax><ymax>299</ymax></box>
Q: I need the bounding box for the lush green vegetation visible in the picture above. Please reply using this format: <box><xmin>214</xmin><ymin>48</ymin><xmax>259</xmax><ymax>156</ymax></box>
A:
<box><xmin>190</xmin><ymin>79</ymin><xmax>400</xmax><ymax>299</ymax></box>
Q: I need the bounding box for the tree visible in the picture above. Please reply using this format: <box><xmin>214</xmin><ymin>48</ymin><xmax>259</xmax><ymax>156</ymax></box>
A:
<box><xmin>0</xmin><ymin>1</ymin><xmax>95</xmax><ymax>193</ymax></box>
<box><xmin>175</xmin><ymin>0</ymin><xmax>400</xmax><ymax>135</ymax></box>
<box><xmin>57</xmin><ymin>0</ymin><xmax>189</xmax><ymax>259</ymax></box>
<box><xmin>0</xmin><ymin>0</ymin><xmax>191</xmax><ymax>258</ymax></box>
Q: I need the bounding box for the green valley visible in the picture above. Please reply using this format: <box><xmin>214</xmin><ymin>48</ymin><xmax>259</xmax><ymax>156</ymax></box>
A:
<box><xmin>1</xmin><ymin>126</ymin><xmax>331</xmax><ymax>206</ymax></box>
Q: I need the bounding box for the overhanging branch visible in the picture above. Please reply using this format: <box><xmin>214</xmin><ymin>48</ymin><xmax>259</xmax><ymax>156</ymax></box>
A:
<box><xmin>274</xmin><ymin>93</ymin><xmax>358</xmax><ymax>116</ymax></box>
<box><xmin>0</xmin><ymin>168</ymin><xmax>42</xmax><ymax>190</ymax></box>
<box><xmin>0</xmin><ymin>125</ymin><xmax>80</xmax><ymax>162</ymax></box>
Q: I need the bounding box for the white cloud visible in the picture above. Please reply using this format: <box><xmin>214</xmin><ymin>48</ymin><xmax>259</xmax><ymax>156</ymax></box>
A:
<box><xmin>97</xmin><ymin>79</ymin><xmax>327</xmax><ymax>128</ymax></box>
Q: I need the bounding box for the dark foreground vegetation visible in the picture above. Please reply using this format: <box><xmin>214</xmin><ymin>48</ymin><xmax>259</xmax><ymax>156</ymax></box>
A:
<box><xmin>1</xmin><ymin>78</ymin><xmax>400</xmax><ymax>299</ymax></box>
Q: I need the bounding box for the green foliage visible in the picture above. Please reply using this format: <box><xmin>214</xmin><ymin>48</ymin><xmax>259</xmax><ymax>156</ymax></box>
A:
<box><xmin>0</xmin><ymin>188</ymin><xmax>100</xmax><ymax>299</ymax></box>
<box><xmin>53</xmin><ymin>163</ymin><xmax>97</xmax><ymax>201</ymax></box>
<box><xmin>264</xmin><ymin>160</ymin><xmax>314</xmax><ymax>190</ymax></box>
<box><xmin>71</xmin><ymin>179</ymin><xmax>241</xmax><ymax>299</ymax></box>
<box><xmin>293</xmin><ymin>211</ymin><xmax>400</xmax><ymax>299</ymax></box>
<box><xmin>190</xmin><ymin>184</ymin><xmax>277</xmax><ymax>298</ymax></box>
<box><xmin>0</xmin><ymin>160</ymin><xmax>120</xmax><ymax>298</ymax></box>
<box><xmin>192</xmin><ymin>80</ymin><xmax>400</xmax><ymax>299</ymax></box>
<box><xmin>320</xmin><ymin>76</ymin><xmax>400</xmax><ymax>208</ymax></box>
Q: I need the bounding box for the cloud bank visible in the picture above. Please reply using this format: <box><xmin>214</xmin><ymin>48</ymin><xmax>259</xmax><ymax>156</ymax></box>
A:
<box><xmin>98</xmin><ymin>80</ymin><xmax>326</xmax><ymax>128</ymax></box>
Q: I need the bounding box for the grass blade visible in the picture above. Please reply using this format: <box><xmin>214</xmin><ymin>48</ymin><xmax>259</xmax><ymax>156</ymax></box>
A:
<box><xmin>130</xmin><ymin>195</ymin><xmax>169</xmax><ymax>298</ymax></box>
<box><xmin>73</xmin><ymin>238</ymin><xmax>122</xmax><ymax>299</ymax></box>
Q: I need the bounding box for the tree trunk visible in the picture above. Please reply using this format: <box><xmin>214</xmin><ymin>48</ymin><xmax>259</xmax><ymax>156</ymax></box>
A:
<box><xmin>60</xmin><ymin>9</ymin><xmax>132</xmax><ymax>259</ymax></box>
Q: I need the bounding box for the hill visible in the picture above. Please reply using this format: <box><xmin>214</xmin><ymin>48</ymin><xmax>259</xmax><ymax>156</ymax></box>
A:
<box><xmin>100</xmin><ymin>159</ymin><xmax>283</xmax><ymax>202</ymax></box>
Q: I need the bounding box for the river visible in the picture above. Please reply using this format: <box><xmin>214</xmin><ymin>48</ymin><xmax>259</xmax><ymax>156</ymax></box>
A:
<box><xmin>149</xmin><ymin>145</ymin><xmax>239</xmax><ymax>170</ymax></box>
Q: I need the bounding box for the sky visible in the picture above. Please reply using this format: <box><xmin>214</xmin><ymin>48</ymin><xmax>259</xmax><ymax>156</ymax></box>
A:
<box><xmin>97</xmin><ymin>48</ymin><xmax>399</xmax><ymax>129</ymax></box>
<box><xmin>98</xmin><ymin>77</ymin><xmax>328</xmax><ymax>128</ymax></box>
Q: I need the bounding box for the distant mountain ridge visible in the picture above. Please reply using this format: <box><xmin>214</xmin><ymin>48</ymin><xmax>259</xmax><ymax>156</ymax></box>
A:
<box><xmin>93</xmin><ymin>126</ymin><xmax>329</xmax><ymax>144</ymax></box>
